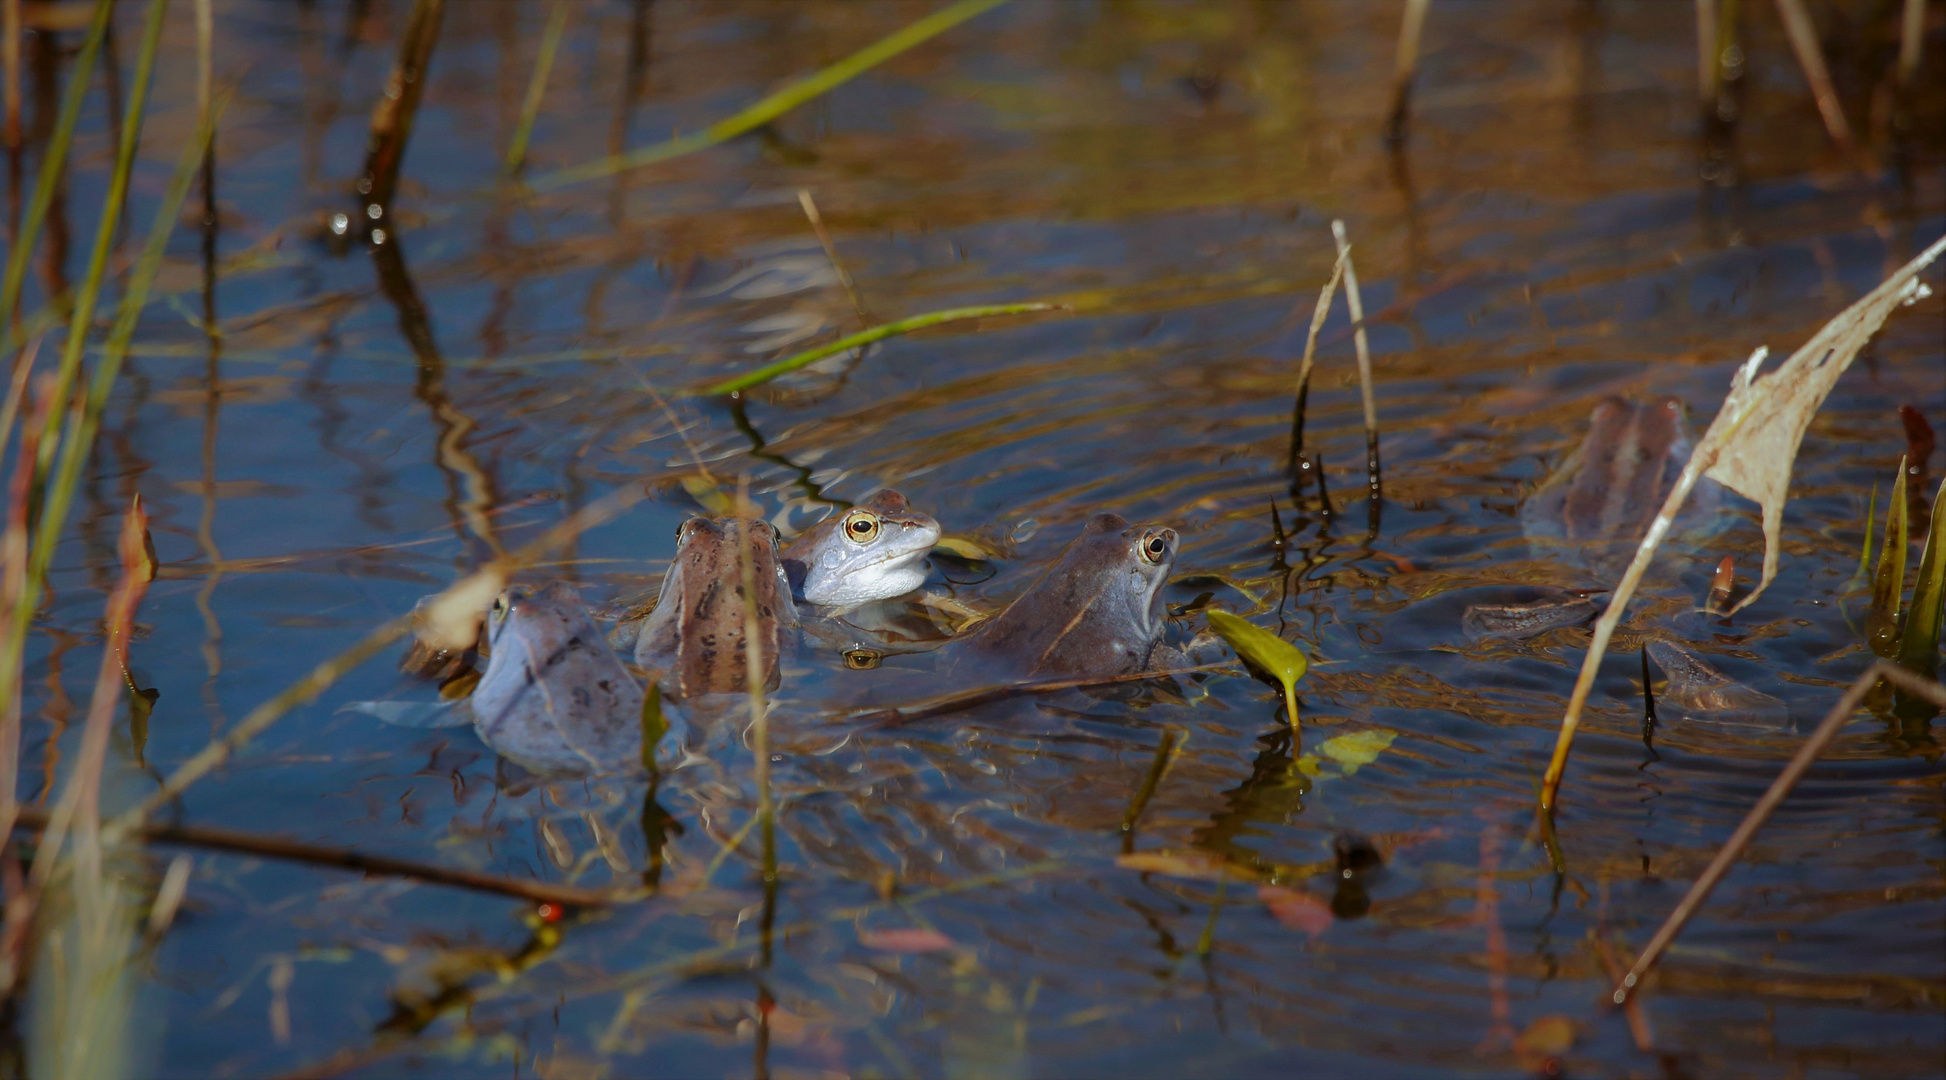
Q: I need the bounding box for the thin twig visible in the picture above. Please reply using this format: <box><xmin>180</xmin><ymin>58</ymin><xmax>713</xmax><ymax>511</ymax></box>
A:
<box><xmin>1611</xmin><ymin>661</ymin><xmax>1946</xmax><ymax>1004</ymax></box>
<box><xmin>847</xmin><ymin>662</ymin><xmax>1235</xmax><ymax>726</ymax></box>
<box><xmin>1287</xmin><ymin>247</ymin><xmax>1350</xmax><ymax>471</ymax></box>
<box><xmin>12</xmin><ymin>806</ymin><xmax>616</xmax><ymax>908</ymax></box>
<box><xmin>1330</xmin><ymin>220</ymin><xmax>1381</xmax><ymax>526</ymax></box>
<box><xmin>798</xmin><ymin>189</ymin><xmax>871</xmax><ymax>324</ymax></box>
<box><xmin>1771</xmin><ymin>0</ymin><xmax>1853</xmax><ymax>151</ymax></box>
<box><xmin>359</xmin><ymin>0</ymin><xmax>445</xmax><ymax>221</ymax></box>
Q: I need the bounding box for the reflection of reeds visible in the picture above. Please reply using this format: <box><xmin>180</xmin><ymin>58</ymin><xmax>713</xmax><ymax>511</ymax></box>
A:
<box><xmin>700</xmin><ymin>302</ymin><xmax>1060</xmax><ymax>395</ymax></box>
<box><xmin>1771</xmin><ymin>0</ymin><xmax>1853</xmax><ymax>151</ymax></box>
<box><xmin>1385</xmin><ymin>0</ymin><xmax>1430</xmax><ymax>142</ymax></box>
<box><xmin>359</xmin><ymin>0</ymin><xmax>444</xmax><ymax>222</ymax></box>
<box><xmin>504</xmin><ymin>1</ymin><xmax>568</xmax><ymax>176</ymax></box>
<box><xmin>2</xmin><ymin>0</ymin><xmax>18</xmax><ymax>148</ymax></box>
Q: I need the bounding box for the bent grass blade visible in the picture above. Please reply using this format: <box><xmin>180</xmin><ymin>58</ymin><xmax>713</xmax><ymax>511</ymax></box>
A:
<box><xmin>696</xmin><ymin>302</ymin><xmax>1062</xmax><ymax>396</ymax></box>
<box><xmin>530</xmin><ymin>0</ymin><xmax>1010</xmax><ymax>191</ymax></box>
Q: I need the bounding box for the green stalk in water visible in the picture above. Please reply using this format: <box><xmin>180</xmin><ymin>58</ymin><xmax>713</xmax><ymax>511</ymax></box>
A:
<box><xmin>35</xmin><ymin>0</ymin><xmax>170</xmax><ymax>481</ymax></box>
<box><xmin>530</xmin><ymin>0</ymin><xmax>1010</xmax><ymax>191</ymax></box>
<box><xmin>1895</xmin><ymin>477</ymin><xmax>1946</xmax><ymax>681</ymax></box>
<box><xmin>1868</xmin><ymin>459</ymin><xmax>1909</xmax><ymax>656</ymax></box>
<box><xmin>697</xmin><ymin>302</ymin><xmax>1060</xmax><ymax>396</ymax></box>
<box><xmin>1855</xmin><ymin>479</ymin><xmax>1877</xmax><ymax>585</ymax></box>
<box><xmin>0</xmin><ymin>0</ymin><xmax>110</xmax><ymax>347</ymax></box>
<box><xmin>0</xmin><ymin>88</ymin><xmax>223</xmax><ymax>721</ymax></box>
<box><xmin>504</xmin><ymin>1</ymin><xmax>568</xmax><ymax>176</ymax></box>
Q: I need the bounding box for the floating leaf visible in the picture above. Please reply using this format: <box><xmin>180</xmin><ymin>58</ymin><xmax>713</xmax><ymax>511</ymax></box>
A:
<box><xmin>1115</xmin><ymin>851</ymin><xmax>1254</xmax><ymax>882</ymax></box>
<box><xmin>1257</xmin><ymin>885</ymin><xmax>1332</xmax><ymax>940</ymax></box>
<box><xmin>1205</xmin><ymin>609</ymin><xmax>1307</xmax><ymax>734</ymax></box>
<box><xmin>1895</xmin><ymin>477</ymin><xmax>1946</xmax><ymax>680</ymax></box>
<box><xmin>858</xmin><ymin>928</ymin><xmax>956</xmax><ymax>953</ymax></box>
<box><xmin>1319</xmin><ymin>729</ymin><xmax>1397</xmax><ymax>774</ymax></box>
<box><xmin>931</xmin><ymin>534</ymin><xmax>1000</xmax><ymax>561</ymax></box>
<box><xmin>1869</xmin><ymin>459</ymin><xmax>1909</xmax><ymax>656</ymax></box>
<box><xmin>1515</xmin><ymin>1015</ymin><xmax>1576</xmax><ymax>1062</ymax></box>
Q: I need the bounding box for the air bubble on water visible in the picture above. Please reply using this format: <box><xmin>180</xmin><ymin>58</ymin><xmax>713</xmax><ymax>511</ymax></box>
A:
<box><xmin>1010</xmin><ymin>519</ymin><xmax>1039</xmax><ymax>543</ymax></box>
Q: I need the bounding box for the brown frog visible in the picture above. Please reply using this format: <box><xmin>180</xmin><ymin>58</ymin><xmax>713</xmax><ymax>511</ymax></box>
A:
<box><xmin>955</xmin><ymin>512</ymin><xmax>1180</xmax><ymax>681</ymax></box>
<box><xmin>618</xmin><ymin>515</ymin><xmax>798</xmax><ymax>698</ymax></box>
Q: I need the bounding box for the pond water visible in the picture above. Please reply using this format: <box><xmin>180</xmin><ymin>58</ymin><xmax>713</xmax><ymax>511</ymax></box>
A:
<box><xmin>7</xmin><ymin>1</ymin><xmax>1945</xmax><ymax>1076</ymax></box>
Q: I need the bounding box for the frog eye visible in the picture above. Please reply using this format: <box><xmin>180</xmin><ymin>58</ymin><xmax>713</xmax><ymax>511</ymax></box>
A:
<box><xmin>843</xmin><ymin>648</ymin><xmax>882</xmax><ymax>670</ymax></box>
<box><xmin>842</xmin><ymin>510</ymin><xmax>881</xmax><ymax>544</ymax></box>
<box><xmin>491</xmin><ymin>594</ymin><xmax>509</xmax><ymax>617</ymax></box>
<box><xmin>1138</xmin><ymin>530</ymin><xmax>1175</xmax><ymax>565</ymax></box>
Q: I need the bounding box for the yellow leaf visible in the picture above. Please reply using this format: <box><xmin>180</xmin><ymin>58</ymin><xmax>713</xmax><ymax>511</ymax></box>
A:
<box><xmin>1205</xmin><ymin>609</ymin><xmax>1307</xmax><ymax>735</ymax></box>
<box><xmin>931</xmin><ymin>534</ymin><xmax>1000</xmax><ymax>561</ymax></box>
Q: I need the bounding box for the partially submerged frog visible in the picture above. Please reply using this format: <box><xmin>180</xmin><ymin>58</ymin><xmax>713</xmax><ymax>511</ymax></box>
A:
<box><xmin>470</xmin><ymin>582</ymin><xmax>645</xmax><ymax>776</ymax></box>
<box><xmin>781</xmin><ymin>489</ymin><xmax>940</xmax><ymax>607</ymax></box>
<box><xmin>956</xmin><ymin>512</ymin><xmax>1179</xmax><ymax>681</ymax></box>
<box><xmin>618</xmin><ymin>515</ymin><xmax>798</xmax><ymax>698</ymax></box>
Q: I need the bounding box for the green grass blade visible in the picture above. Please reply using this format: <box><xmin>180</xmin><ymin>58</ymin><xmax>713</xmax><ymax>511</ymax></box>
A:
<box><xmin>504</xmin><ymin>1</ymin><xmax>568</xmax><ymax>176</ymax></box>
<box><xmin>1855</xmin><ymin>479</ymin><xmax>1877</xmax><ymax>584</ymax></box>
<box><xmin>0</xmin><ymin>94</ymin><xmax>223</xmax><ymax>714</ymax></box>
<box><xmin>35</xmin><ymin>0</ymin><xmax>170</xmax><ymax>478</ymax></box>
<box><xmin>529</xmin><ymin>0</ymin><xmax>1009</xmax><ymax>191</ymax></box>
<box><xmin>695</xmin><ymin>302</ymin><xmax>1059</xmax><ymax>396</ymax></box>
<box><xmin>0</xmin><ymin>0</ymin><xmax>110</xmax><ymax>333</ymax></box>
<box><xmin>1895</xmin><ymin>477</ymin><xmax>1946</xmax><ymax>678</ymax></box>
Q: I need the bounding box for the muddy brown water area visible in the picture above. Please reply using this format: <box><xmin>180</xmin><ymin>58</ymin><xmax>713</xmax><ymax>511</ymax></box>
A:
<box><xmin>7</xmin><ymin>1</ymin><xmax>1946</xmax><ymax>1076</ymax></box>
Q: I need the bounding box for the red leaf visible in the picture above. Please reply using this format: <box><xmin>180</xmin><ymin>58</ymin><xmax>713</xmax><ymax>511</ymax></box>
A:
<box><xmin>858</xmin><ymin>927</ymin><xmax>956</xmax><ymax>953</ymax></box>
<box><xmin>1258</xmin><ymin>885</ymin><xmax>1332</xmax><ymax>939</ymax></box>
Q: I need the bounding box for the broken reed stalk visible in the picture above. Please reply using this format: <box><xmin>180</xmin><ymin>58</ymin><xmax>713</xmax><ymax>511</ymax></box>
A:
<box><xmin>504</xmin><ymin>0</ymin><xmax>567</xmax><ymax>176</ymax></box>
<box><xmin>0</xmin><ymin>0</ymin><xmax>109</xmax><ymax>339</ymax></box>
<box><xmin>1612</xmin><ymin>661</ymin><xmax>1946</xmax><ymax>1004</ymax></box>
<box><xmin>698</xmin><ymin>302</ymin><xmax>1061</xmax><ymax>396</ymax></box>
<box><xmin>1329</xmin><ymin>220</ymin><xmax>1381</xmax><ymax>508</ymax></box>
<box><xmin>1695</xmin><ymin>0</ymin><xmax>1718</xmax><ymax>104</ymax></box>
<box><xmin>1771</xmin><ymin>0</ymin><xmax>1853</xmax><ymax>150</ymax></box>
<box><xmin>1385</xmin><ymin>0</ymin><xmax>1430</xmax><ymax>141</ymax></box>
<box><xmin>799</xmin><ymin>189</ymin><xmax>871</xmax><ymax>324</ymax></box>
<box><xmin>360</xmin><ymin>0</ymin><xmax>445</xmax><ymax>222</ymax></box>
<box><xmin>530</xmin><ymin>0</ymin><xmax>1010</xmax><ymax>191</ymax></box>
<box><xmin>105</xmin><ymin>475</ymin><xmax>656</xmax><ymax>841</ymax></box>
<box><xmin>1899</xmin><ymin>0</ymin><xmax>1926</xmax><ymax>87</ymax></box>
<box><xmin>0</xmin><ymin>91</ymin><xmax>224</xmax><ymax>724</ymax></box>
<box><xmin>9</xmin><ymin>806</ymin><xmax>616</xmax><ymax>908</ymax></box>
<box><xmin>1286</xmin><ymin>247</ymin><xmax>1349</xmax><ymax>475</ymax></box>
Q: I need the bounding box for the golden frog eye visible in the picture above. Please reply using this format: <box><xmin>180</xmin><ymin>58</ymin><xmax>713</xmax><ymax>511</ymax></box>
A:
<box><xmin>843</xmin><ymin>648</ymin><xmax>882</xmax><ymax>670</ymax></box>
<box><xmin>1139</xmin><ymin>531</ymin><xmax>1173</xmax><ymax>565</ymax></box>
<box><xmin>842</xmin><ymin>510</ymin><xmax>881</xmax><ymax>544</ymax></box>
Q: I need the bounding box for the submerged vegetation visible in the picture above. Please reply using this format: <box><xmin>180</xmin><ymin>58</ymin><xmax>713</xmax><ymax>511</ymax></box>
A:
<box><xmin>0</xmin><ymin>0</ymin><xmax>1941</xmax><ymax>1076</ymax></box>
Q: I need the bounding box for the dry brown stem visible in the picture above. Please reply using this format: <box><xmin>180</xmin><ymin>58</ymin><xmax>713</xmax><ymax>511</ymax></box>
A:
<box><xmin>1611</xmin><ymin>661</ymin><xmax>1946</xmax><ymax>1005</ymax></box>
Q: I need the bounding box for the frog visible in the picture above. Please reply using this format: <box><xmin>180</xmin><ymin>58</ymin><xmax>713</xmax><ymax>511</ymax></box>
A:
<box><xmin>780</xmin><ymin>489</ymin><xmax>941</xmax><ymax>608</ymax></box>
<box><xmin>468</xmin><ymin>581</ymin><xmax>646</xmax><ymax>776</ymax></box>
<box><xmin>954</xmin><ymin>512</ymin><xmax>1180</xmax><ymax>681</ymax></box>
<box><xmin>616</xmin><ymin>515</ymin><xmax>798</xmax><ymax>698</ymax></box>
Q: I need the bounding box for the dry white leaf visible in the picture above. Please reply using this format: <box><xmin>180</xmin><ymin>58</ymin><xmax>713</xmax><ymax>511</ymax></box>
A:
<box><xmin>1701</xmin><ymin>233</ymin><xmax>1946</xmax><ymax>612</ymax></box>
